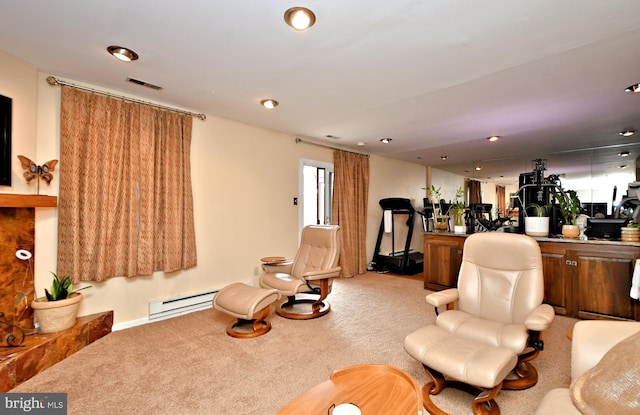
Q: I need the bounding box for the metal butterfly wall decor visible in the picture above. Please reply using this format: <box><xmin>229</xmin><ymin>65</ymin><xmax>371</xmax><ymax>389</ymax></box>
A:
<box><xmin>17</xmin><ymin>155</ymin><xmax>58</xmax><ymax>194</ymax></box>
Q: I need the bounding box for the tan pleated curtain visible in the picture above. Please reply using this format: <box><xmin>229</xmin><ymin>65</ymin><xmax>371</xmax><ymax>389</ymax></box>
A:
<box><xmin>331</xmin><ymin>150</ymin><xmax>369</xmax><ymax>278</ymax></box>
<box><xmin>496</xmin><ymin>185</ymin><xmax>506</xmax><ymax>215</ymax></box>
<box><xmin>57</xmin><ymin>86</ymin><xmax>197</xmax><ymax>282</ymax></box>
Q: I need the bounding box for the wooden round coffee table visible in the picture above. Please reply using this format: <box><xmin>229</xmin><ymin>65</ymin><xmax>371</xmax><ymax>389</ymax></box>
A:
<box><xmin>277</xmin><ymin>364</ymin><xmax>423</xmax><ymax>415</ymax></box>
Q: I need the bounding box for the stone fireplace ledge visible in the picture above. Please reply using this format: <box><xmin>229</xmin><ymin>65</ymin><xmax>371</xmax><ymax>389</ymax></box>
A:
<box><xmin>0</xmin><ymin>310</ymin><xmax>113</xmax><ymax>392</ymax></box>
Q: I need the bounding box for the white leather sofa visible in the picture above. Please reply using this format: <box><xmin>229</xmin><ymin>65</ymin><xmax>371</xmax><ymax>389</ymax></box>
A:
<box><xmin>535</xmin><ymin>320</ymin><xmax>640</xmax><ymax>414</ymax></box>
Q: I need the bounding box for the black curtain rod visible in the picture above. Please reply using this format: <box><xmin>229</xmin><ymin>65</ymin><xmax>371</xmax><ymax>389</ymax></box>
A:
<box><xmin>46</xmin><ymin>76</ymin><xmax>206</xmax><ymax>120</ymax></box>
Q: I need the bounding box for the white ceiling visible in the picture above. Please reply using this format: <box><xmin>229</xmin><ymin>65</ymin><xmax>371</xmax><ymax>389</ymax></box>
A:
<box><xmin>1</xmin><ymin>1</ymin><xmax>639</xmax><ymax>184</ymax></box>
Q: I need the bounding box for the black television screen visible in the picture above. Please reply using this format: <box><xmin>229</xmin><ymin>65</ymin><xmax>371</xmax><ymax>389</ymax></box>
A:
<box><xmin>586</xmin><ymin>218</ymin><xmax>628</xmax><ymax>239</ymax></box>
<box><xmin>0</xmin><ymin>94</ymin><xmax>11</xmax><ymax>186</ymax></box>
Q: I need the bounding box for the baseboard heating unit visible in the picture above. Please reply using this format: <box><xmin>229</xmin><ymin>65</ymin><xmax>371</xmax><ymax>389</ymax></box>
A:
<box><xmin>149</xmin><ymin>290</ymin><xmax>218</xmax><ymax>321</ymax></box>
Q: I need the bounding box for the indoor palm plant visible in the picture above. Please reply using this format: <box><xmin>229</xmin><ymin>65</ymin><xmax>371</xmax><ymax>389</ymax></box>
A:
<box><xmin>448</xmin><ymin>186</ymin><xmax>466</xmax><ymax>233</ymax></box>
<box><xmin>428</xmin><ymin>185</ymin><xmax>449</xmax><ymax>231</ymax></box>
<box><xmin>31</xmin><ymin>272</ymin><xmax>91</xmax><ymax>334</ymax></box>
<box><xmin>552</xmin><ymin>189</ymin><xmax>581</xmax><ymax>238</ymax></box>
<box><xmin>524</xmin><ymin>202</ymin><xmax>550</xmax><ymax>237</ymax></box>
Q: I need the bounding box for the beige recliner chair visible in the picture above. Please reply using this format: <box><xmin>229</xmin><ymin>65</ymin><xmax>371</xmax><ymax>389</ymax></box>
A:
<box><xmin>535</xmin><ymin>320</ymin><xmax>640</xmax><ymax>415</ymax></box>
<box><xmin>259</xmin><ymin>225</ymin><xmax>341</xmax><ymax>319</ymax></box>
<box><xmin>405</xmin><ymin>232</ymin><xmax>555</xmax><ymax>414</ymax></box>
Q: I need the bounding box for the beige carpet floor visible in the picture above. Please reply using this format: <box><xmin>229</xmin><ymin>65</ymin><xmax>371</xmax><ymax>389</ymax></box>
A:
<box><xmin>12</xmin><ymin>272</ymin><xmax>576</xmax><ymax>414</ymax></box>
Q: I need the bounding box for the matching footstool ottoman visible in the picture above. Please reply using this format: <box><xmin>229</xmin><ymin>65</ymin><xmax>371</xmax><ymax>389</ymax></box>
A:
<box><xmin>404</xmin><ymin>325</ymin><xmax>517</xmax><ymax>415</ymax></box>
<box><xmin>213</xmin><ymin>282</ymin><xmax>279</xmax><ymax>338</ymax></box>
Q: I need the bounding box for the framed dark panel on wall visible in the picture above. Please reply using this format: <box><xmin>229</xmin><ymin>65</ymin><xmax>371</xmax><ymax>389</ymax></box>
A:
<box><xmin>0</xmin><ymin>94</ymin><xmax>11</xmax><ymax>186</ymax></box>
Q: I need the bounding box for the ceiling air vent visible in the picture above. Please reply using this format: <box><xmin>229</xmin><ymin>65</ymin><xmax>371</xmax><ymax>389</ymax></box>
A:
<box><xmin>127</xmin><ymin>77</ymin><xmax>163</xmax><ymax>90</ymax></box>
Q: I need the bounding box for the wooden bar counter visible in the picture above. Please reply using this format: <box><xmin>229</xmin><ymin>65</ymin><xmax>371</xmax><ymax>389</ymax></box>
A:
<box><xmin>423</xmin><ymin>232</ymin><xmax>640</xmax><ymax>321</ymax></box>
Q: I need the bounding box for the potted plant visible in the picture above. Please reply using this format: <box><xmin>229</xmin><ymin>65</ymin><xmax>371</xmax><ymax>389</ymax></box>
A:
<box><xmin>31</xmin><ymin>272</ymin><xmax>91</xmax><ymax>334</ymax></box>
<box><xmin>552</xmin><ymin>189</ymin><xmax>581</xmax><ymax>238</ymax></box>
<box><xmin>428</xmin><ymin>185</ymin><xmax>449</xmax><ymax>231</ymax></box>
<box><xmin>524</xmin><ymin>203</ymin><xmax>550</xmax><ymax>237</ymax></box>
<box><xmin>448</xmin><ymin>186</ymin><xmax>466</xmax><ymax>234</ymax></box>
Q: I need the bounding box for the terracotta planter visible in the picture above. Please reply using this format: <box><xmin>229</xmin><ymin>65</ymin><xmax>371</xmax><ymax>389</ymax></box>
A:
<box><xmin>31</xmin><ymin>292</ymin><xmax>82</xmax><ymax>334</ymax></box>
<box><xmin>524</xmin><ymin>217</ymin><xmax>549</xmax><ymax>237</ymax></box>
<box><xmin>621</xmin><ymin>227</ymin><xmax>640</xmax><ymax>242</ymax></box>
<box><xmin>562</xmin><ymin>224</ymin><xmax>580</xmax><ymax>239</ymax></box>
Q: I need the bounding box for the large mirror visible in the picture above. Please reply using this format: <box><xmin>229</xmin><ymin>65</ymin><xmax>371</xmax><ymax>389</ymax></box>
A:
<box><xmin>434</xmin><ymin>142</ymin><xmax>640</xmax><ymax>218</ymax></box>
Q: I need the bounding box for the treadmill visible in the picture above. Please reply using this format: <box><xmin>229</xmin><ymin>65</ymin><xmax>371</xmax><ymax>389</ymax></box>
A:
<box><xmin>371</xmin><ymin>198</ymin><xmax>424</xmax><ymax>275</ymax></box>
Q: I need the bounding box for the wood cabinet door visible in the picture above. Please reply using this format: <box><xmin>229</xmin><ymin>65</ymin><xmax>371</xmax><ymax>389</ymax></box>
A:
<box><xmin>423</xmin><ymin>236</ymin><xmax>463</xmax><ymax>291</ymax></box>
<box><xmin>571</xmin><ymin>248</ymin><xmax>639</xmax><ymax>320</ymax></box>
<box><xmin>539</xmin><ymin>245</ymin><xmax>569</xmax><ymax>316</ymax></box>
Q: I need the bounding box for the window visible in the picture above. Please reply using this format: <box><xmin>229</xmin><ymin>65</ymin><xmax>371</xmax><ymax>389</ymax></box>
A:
<box><xmin>301</xmin><ymin>159</ymin><xmax>334</xmax><ymax>229</ymax></box>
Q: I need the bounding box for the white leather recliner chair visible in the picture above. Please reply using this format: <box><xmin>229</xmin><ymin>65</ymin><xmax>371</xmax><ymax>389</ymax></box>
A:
<box><xmin>535</xmin><ymin>320</ymin><xmax>640</xmax><ymax>414</ymax></box>
<box><xmin>259</xmin><ymin>225</ymin><xmax>341</xmax><ymax>319</ymax></box>
<box><xmin>405</xmin><ymin>232</ymin><xmax>555</xmax><ymax>414</ymax></box>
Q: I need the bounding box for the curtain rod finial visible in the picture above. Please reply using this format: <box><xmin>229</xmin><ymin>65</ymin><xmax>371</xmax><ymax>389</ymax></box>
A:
<box><xmin>46</xmin><ymin>76</ymin><xmax>58</xmax><ymax>86</ymax></box>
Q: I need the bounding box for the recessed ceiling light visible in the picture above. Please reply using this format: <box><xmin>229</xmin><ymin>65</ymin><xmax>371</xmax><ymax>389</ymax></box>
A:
<box><xmin>619</xmin><ymin>130</ymin><xmax>636</xmax><ymax>137</ymax></box>
<box><xmin>625</xmin><ymin>83</ymin><xmax>640</xmax><ymax>93</ymax></box>
<box><xmin>486</xmin><ymin>136</ymin><xmax>500</xmax><ymax>142</ymax></box>
<box><xmin>619</xmin><ymin>151</ymin><xmax>630</xmax><ymax>157</ymax></box>
<box><xmin>475</xmin><ymin>166</ymin><xmax>482</xmax><ymax>171</ymax></box>
<box><xmin>380</xmin><ymin>138</ymin><xmax>392</xmax><ymax>144</ymax></box>
<box><xmin>357</xmin><ymin>142</ymin><xmax>365</xmax><ymax>146</ymax></box>
<box><xmin>284</xmin><ymin>7</ymin><xmax>316</xmax><ymax>31</ymax></box>
<box><xmin>107</xmin><ymin>45</ymin><xmax>138</xmax><ymax>62</ymax></box>
<box><xmin>260</xmin><ymin>99</ymin><xmax>279</xmax><ymax>110</ymax></box>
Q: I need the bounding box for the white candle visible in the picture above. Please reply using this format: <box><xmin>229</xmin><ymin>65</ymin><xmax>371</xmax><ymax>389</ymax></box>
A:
<box><xmin>332</xmin><ymin>403</ymin><xmax>361</xmax><ymax>415</ymax></box>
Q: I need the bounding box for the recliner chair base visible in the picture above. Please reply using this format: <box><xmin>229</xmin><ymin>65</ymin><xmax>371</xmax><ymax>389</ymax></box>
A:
<box><xmin>276</xmin><ymin>278</ymin><xmax>333</xmax><ymax>320</ymax></box>
<box><xmin>502</xmin><ymin>359</ymin><xmax>539</xmax><ymax>390</ymax></box>
<box><xmin>422</xmin><ymin>366</ymin><xmax>502</xmax><ymax>415</ymax></box>
<box><xmin>503</xmin><ymin>333</ymin><xmax>542</xmax><ymax>390</ymax></box>
<box><xmin>276</xmin><ymin>295</ymin><xmax>331</xmax><ymax>320</ymax></box>
<box><xmin>226</xmin><ymin>305</ymin><xmax>272</xmax><ymax>338</ymax></box>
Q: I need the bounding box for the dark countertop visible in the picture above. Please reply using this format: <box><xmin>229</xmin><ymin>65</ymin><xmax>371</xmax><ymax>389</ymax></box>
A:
<box><xmin>424</xmin><ymin>231</ymin><xmax>640</xmax><ymax>247</ymax></box>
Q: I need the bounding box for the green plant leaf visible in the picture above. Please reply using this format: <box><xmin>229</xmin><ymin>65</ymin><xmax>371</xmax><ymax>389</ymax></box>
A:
<box><xmin>552</xmin><ymin>189</ymin><xmax>581</xmax><ymax>225</ymax></box>
<box><xmin>526</xmin><ymin>203</ymin><xmax>545</xmax><ymax>217</ymax></box>
<box><xmin>46</xmin><ymin>271</ymin><xmax>74</xmax><ymax>301</ymax></box>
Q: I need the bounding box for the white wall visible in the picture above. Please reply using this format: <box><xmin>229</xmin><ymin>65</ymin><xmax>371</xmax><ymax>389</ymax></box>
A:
<box><xmin>367</xmin><ymin>156</ymin><xmax>426</xmax><ymax>259</ymax></box>
<box><xmin>0</xmin><ymin>49</ymin><xmax>37</xmax><ymax>194</ymax></box>
<box><xmin>563</xmin><ymin>171</ymin><xmax>635</xmax><ymax>215</ymax></box>
<box><xmin>482</xmin><ymin>181</ymin><xmax>498</xmax><ymax>213</ymax></box>
<box><xmin>1</xmin><ymin>51</ymin><xmax>427</xmax><ymax>325</ymax></box>
<box><xmin>430</xmin><ymin>169</ymin><xmax>464</xmax><ymax>203</ymax></box>
<box><xmin>430</xmin><ymin>169</ymin><xmax>514</xmax><ymax>218</ymax></box>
